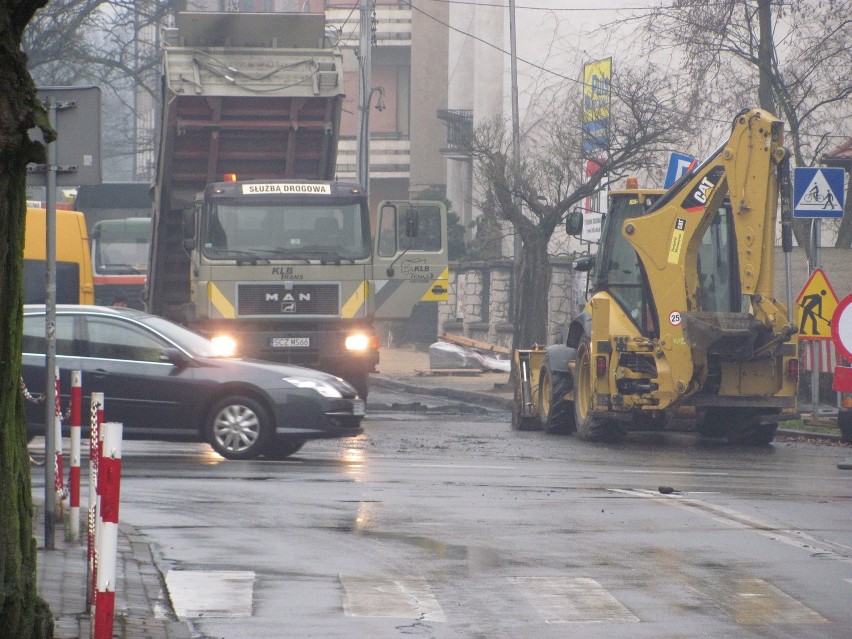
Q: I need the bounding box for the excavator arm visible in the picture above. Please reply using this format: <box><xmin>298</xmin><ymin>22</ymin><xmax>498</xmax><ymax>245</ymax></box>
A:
<box><xmin>623</xmin><ymin>108</ymin><xmax>794</xmax><ymax>402</ymax></box>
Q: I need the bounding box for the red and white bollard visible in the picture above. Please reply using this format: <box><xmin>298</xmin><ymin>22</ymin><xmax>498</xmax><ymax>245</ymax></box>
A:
<box><xmin>69</xmin><ymin>371</ymin><xmax>82</xmax><ymax>542</ymax></box>
<box><xmin>93</xmin><ymin>422</ymin><xmax>123</xmax><ymax>639</ymax></box>
<box><xmin>53</xmin><ymin>367</ymin><xmax>66</xmax><ymax>513</ymax></box>
<box><xmin>87</xmin><ymin>392</ymin><xmax>104</xmax><ymax>610</ymax></box>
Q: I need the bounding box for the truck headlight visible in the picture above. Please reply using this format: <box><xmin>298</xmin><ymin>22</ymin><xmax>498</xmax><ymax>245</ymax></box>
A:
<box><xmin>210</xmin><ymin>335</ymin><xmax>237</xmax><ymax>357</ymax></box>
<box><xmin>284</xmin><ymin>378</ymin><xmax>343</xmax><ymax>398</ymax></box>
<box><xmin>345</xmin><ymin>332</ymin><xmax>379</xmax><ymax>351</ymax></box>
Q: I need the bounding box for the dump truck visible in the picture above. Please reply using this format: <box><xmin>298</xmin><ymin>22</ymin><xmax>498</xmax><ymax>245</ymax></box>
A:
<box><xmin>90</xmin><ymin>217</ymin><xmax>151</xmax><ymax>309</ymax></box>
<box><xmin>514</xmin><ymin>108</ymin><xmax>798</xmax><ymax>444</ymax></box>
<box><xmin>146</xmin><ymin>11</ymin><xmax>448</xmax><ymax>399</ymax></box>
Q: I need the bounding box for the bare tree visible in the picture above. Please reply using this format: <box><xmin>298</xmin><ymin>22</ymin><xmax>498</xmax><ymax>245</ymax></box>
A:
<box><xmin>22</xmin><ymin>0</ymin><xmax>174</xmax><ymax>178</ymax></box>
<box><xmin>464</xmin><ymin>66</ymin><xmax>694</xmax><ymax>353</ymax></box>
<box><xmin>640</xmin><ymin>0</ymin><xmax>852</xmax><ymax>249</ymax></box>
<box><xmin>1</xmin><ymin>2</ymin><xmax>57</xmax><ymax>636</ymax></box>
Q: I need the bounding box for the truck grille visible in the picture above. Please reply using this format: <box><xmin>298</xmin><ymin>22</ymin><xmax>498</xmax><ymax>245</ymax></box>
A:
<box><xmin>237</xmin><ymin>283</ymin><xmax>340</xmax><ymax>317</ymax></box>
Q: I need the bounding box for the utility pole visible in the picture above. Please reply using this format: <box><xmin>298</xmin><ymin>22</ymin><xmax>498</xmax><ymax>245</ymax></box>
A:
<box><xmin>508</xmin><ymin>0</ymin><xmax>522</xmax><ymax>347</ymax></box>
<box><xmin>356</xmin><ymin>0</ymin><xmax>374</xmax><ymax>194</ymax></box>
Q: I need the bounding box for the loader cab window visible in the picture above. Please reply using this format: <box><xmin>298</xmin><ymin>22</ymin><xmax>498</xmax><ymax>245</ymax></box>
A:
<box><xmin>696</xmin><ymin>203</ymin><xmax>739</xmax><ymax>312</ymax></box>
<box><xmin>596</xmin><ymin>193</ymin><xmax>660</xmax><ymax>333</ymax></box>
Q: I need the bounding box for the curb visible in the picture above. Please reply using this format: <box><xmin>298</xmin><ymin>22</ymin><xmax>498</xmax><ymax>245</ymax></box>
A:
<box><xmin>370</xmin><ymin>374</ymin><xmax>514</xmax><ymax>411</ymax></box>
<box><xmin>371</xmin><ymin>375</ymin><xmax>847</xmax><ymax>445</ymax></box>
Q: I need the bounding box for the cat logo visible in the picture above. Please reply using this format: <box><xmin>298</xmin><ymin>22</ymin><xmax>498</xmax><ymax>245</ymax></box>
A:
<box><xmin>681</xmin><ymin>165</ymin><xmax>725</xmax><ymax>212</ymax></box>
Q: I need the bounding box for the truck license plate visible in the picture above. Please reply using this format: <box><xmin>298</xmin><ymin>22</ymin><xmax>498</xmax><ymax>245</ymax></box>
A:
<box><xmin>270</xmin><ymin>337</ymin><xmax>310</xmax><ymax>348</ymax></box>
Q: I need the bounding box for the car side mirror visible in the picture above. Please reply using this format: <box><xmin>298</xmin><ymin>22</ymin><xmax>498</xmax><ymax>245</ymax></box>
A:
<box><xmin>160</xmin><ymin>348</ymin><xmax>189</xmax><ymax>367</ymax></box>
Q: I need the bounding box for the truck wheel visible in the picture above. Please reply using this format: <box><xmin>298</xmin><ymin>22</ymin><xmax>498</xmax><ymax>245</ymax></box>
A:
<box><xmin>538</xmin><ymin>356</ymin><xmax>575</xmax><ymax>434</ymax></box>
<box><xmin>206</xmin><ymin>395</ymin><xmax>271</xmax><ymax>460</ymax></box>
<box><xmin>349</xmin><ymin>372</ymin><xmax>369</xmax><ymax>401</ymax></box>
<box><xmin>574</xmin><ymin>341</ymin><xmax>625</xmax><ymax>442</ymax></box>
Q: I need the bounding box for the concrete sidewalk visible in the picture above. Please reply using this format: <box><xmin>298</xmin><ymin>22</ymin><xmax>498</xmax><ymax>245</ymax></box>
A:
<box><xmin>33</xmin><ymin>501</ymin><xmax>192</xmax><ymax>639</ymax></box>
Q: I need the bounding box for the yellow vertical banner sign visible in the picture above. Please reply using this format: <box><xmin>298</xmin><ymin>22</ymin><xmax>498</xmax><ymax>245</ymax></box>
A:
<box><xmin>582</xmin><ymin>57</ymin><xmax>612</xmax><ymax>154</ymax></box>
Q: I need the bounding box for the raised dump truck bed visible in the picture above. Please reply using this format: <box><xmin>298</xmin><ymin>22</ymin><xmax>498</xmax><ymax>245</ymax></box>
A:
<box><xmin>148</xmin><ymin>11</ymin><xmax>344</xmax><ymax>317</ymax></box>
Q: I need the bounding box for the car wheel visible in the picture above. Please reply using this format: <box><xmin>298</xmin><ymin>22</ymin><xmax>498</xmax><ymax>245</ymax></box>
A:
<box><xmin>206</xmin><ymin>395</ymin><xmax>272</xmax><ymax>460</ymax></box>
<box><xmin>265</xmin><ymin>439</ymin><xmax>305</xmax><ymax>460</ymax></box>
<box><xmin>538</xmin><ymin>356</ymin><xmax>575</xmax><ymax>435</ymax></box>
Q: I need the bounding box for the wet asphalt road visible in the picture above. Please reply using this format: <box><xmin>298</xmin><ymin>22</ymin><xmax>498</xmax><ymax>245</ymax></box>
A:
<box><xmin>45</xmin><ymin>387</ymin><xmax>852</xmax><ymax>637</ymax></box>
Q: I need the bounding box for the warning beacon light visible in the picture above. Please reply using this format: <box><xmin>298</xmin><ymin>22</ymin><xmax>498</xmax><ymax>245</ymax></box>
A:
<box><xmin>223</xmin><ymin>173</ymin><xmax>238</xmax><ymax>182</ymax></box>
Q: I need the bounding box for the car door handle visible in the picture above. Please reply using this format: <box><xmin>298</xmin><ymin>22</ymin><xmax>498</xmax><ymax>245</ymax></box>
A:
<box><xmin>92</xmin><ymin>368</ymin><xmax>109</xmax><ymax>378</ymax></box>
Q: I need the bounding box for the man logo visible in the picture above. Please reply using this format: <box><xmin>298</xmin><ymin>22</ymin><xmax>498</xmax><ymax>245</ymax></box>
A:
<box><xmin>266</xmin><ymin>292</ymin><xmax>310</xmax><ymax>302</ymax></box>
<box><xmin>282</xmin><ymin>302</ymin><xmax>296</xmax><ymax>313</ymax></box>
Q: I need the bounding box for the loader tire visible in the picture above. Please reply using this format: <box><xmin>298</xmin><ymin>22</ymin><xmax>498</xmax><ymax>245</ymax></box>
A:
<box><xmin>728</xmin><ymin>413</ymin><xmax>778</xmax><ymax>446</ymax></box>
<box><xmin>538</xmin><ymin>356</ymin><xmax>575</xmax><ymax>434</ymax></box>
<box><xmin>697</xmin><ymin>409</ymin><xmax>729</xmax><ymax>439</ymax></box>
<box><xmin>574</xmin><ymin>340</ymin><xmax>625</xmax><ymax>443</ymax></box>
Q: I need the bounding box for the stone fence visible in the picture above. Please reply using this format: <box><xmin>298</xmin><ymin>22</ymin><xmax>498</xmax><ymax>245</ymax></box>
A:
<box><xmin>425</xmin><ymin>247</ymin><xmax>852</xmax><ymax>350</ymax></box>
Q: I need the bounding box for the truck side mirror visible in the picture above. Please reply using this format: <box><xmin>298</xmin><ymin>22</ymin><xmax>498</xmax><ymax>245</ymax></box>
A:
<box><xmin>183</xmin><ymin>208</ymin><xmax>196</xmax><ymax>241</ymax></box>
<box><xmin>573</xmin><ymin>255</ymin><xmax>596</xmax><ymax>272</ymax></box>
<box><xmin>566</xmin><ymin>210</ymin><xmax>583</xmax><ymax>236</ymax></box>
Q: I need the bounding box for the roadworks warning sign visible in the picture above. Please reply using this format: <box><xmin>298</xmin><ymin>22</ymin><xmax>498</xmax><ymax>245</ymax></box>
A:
<box><xmin>795</xmin><ymin>268</ymin><xmax>839</xmax><ymax>340</ymax></box>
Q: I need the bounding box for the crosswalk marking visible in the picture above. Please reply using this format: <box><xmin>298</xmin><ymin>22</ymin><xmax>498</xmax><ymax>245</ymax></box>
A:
<box><xmin>509</xmin><ymin>576</ymin><xmax>639</xmax><ymax>624</ymax></box>
<box><xmin>692</xmin><ymin>578</ymin><xmax>827</xmax><ymax>625</ymax></box>
<box><xmin>340</xmin><ymin>575</ymin><xmax>446</xmax><ymax>621</ymax></box>
<box><xmin>166</xmin><ymin>570</ymin><xmax>254</xmax><ymax>618</ymax></box>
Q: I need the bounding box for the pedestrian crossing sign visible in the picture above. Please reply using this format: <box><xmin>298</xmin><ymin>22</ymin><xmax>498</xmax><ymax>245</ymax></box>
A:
<box><xmin>793</xmin><ymin>167</ymin><xmax>846</xmax><ymax>218</ymax></box>
<box><xmin>795</xmin><ymin>268</ymin><xmax>839</xmax><ymax>340</ymax></box>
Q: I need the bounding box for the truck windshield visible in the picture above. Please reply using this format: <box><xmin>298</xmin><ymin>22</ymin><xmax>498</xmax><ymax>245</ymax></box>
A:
<box><xmin>93</xmin><ymin>222</ymin><xmax>151</xmax><ymax>275</ymax></box>
<box><xmin>202</xmin><ymin>202</ymin><xmax>370</xmax><ymax>261</ymax></box>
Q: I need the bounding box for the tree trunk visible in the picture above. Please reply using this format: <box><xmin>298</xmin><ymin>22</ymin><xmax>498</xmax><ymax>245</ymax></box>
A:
<box><xmin>512</xmin><ymin>229</ymin><xmax>552</xmax><ymax>352</ymax></box>
<box><xmin>1</xmin><ymin>2</ymin><xmax>55</xmax><ymax>636</ymax></box>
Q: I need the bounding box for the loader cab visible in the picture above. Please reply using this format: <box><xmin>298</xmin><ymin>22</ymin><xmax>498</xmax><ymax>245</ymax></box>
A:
<box><xmin>592</xmin><ymin>189</ymin><xmax>741</xmax><ymax>337</ymax></box>
<box><xmin>587</xmin><ymin>189</ymin><xmax>664</xmax><ymax>333</ymax></box>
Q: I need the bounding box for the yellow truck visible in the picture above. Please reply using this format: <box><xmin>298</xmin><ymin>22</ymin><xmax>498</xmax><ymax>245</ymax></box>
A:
<box><xmin>23</xmin><ymin>206</ymin><xmax>94</xmax><ymax>305</ymax></box>
<box><xmin>514</xmin><ymin>108</ymin><xmax>798</xmax><ymax>444</ymax></box>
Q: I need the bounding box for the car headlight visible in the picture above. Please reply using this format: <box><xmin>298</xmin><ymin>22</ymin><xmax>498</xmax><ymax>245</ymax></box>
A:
<box><xmin>283</xmin><ymin>378</ymin><xmax>343</xmax><ymax>398</ymax></box>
